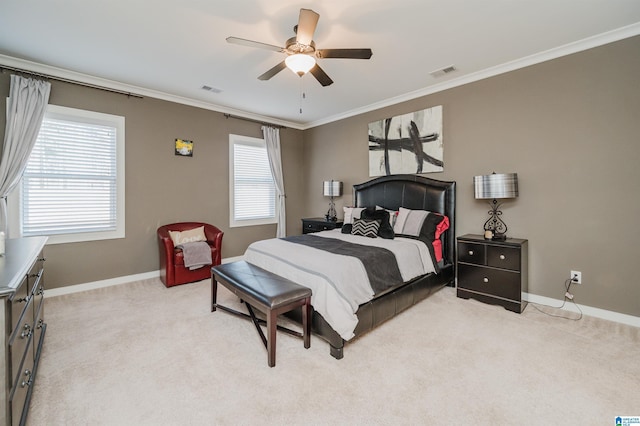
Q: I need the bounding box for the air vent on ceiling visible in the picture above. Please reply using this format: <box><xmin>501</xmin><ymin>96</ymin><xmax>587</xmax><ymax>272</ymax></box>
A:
<box><xmin>429</xmin><ymin>65</ymin><xmax>457</xmax><ymax>78</ymax></box>
<box><xmin>201</xmin><ymin>85</ymin><xmax>223</xmax><ymax>94</ymax></box>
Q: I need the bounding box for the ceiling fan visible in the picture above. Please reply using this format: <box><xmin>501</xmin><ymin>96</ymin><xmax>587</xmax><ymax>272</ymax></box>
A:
<box><xmin>226</xmin><ymin>8</ymin><xmax>373</xmax><ymax>87</ymax></box>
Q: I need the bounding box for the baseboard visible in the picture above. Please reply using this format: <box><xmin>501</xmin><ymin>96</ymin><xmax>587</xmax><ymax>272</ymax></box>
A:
<box><xmin>45</xmin><ymin>270</ymin><xmax>160</xmax><ymax>298</ymax></box>
<box><xmin>45</xmin><ymin>255</ymin><xmax>245</xmax><ymax>298</ymax></box>
<box><xmin>524</xmin><ymin>292</ymin><xmax>640</xmax><ymax>328</ymax></box>
<box><xmin>45</xmin><ymin>262</ymin><xmax>640</xmax><ymax>329</ymax></box>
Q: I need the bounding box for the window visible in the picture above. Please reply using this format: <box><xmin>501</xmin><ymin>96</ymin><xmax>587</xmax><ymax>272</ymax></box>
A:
<box><xmin>229</xmin><ymin>134</ymin><xmax>276</xmax><ymax>227</ymax></box>
<box><xmin>9</xmin><ymin>105</ymin><xmax>125</xmax><ymax>244</ymax></box>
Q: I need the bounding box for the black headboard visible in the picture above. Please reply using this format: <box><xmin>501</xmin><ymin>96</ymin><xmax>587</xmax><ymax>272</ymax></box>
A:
<box><xmin>353</xmin><ymin>174</ymin><xmax>456</xmax><ymax>264</ymax></box>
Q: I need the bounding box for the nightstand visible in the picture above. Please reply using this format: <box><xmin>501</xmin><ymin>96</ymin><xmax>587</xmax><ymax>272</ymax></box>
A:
<box><xmin>456</xmin><ymin>234</ymin><xmax>528</xmax><ymax>313</ymax></box>
<box><xmin>302</xmin><ymin>217</ymin><xmax>344</xmax><ymax>234</ymax></box>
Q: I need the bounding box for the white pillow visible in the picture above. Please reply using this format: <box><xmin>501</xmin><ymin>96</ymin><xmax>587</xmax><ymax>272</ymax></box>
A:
<box><xmin>393</xmin><ymin>207</ymin><xmax>428</xmax><ymax>236</ymax></box>
<box><xmin>168</xmin><ymin>226</ymin><xmax>206</xmax><ymax>245</ymax></box>
<box><xmin>343</xmin><ymin>207</ymin><xmax>365</xmax><ymax>224</ymax></box>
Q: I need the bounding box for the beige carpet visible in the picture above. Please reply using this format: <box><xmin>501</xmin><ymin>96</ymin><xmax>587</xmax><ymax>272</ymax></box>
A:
<box><xmin>27</xmin><ymin>278</ymin><xmax>639</xmax><ymax>425</ymax></box>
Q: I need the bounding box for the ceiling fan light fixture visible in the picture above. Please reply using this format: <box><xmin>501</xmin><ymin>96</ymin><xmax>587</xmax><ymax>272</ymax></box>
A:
<box><xmin>227</xmin><ymin>8</ymin><xmax>371</xmax><ymax>86</ymax></box>
<box><xmin>285</xmin><ymin>54</ymin><xmax>316</xmax><ymax>76</ymax></box>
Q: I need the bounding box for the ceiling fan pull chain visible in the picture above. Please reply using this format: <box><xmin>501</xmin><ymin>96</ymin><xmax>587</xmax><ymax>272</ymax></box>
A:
<box><xmin>299</xmin><ymin>78</ymin><xmax>306</xmax><ymax>114</ymax></box>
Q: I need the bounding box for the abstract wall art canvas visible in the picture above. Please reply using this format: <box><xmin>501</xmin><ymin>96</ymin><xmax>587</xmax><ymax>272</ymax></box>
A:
<box><xmin>368</xmin><ymin>105</ymin><xmax>443</xmax><ymax>176</ymax></box>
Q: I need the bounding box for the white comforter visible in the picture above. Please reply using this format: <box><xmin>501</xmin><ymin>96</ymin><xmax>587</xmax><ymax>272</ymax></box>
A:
<box><xmin>244</xmin><ymin>229</ymin><xmax>435</xmax><ymax>340</ymax></box>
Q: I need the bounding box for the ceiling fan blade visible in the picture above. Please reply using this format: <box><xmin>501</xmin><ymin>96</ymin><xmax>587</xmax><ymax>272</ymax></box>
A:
<box><xmin>316</xmin><ymin>48</ymin><xmax>373</xmax><ymax>60</ymax></box>
<box><xmin>296</xmin><ymin>9</ymin><xmax>320</xmax><ymax>46</ymax></box>
<box><xmin>309</xmin><ymin>64</ymin><xmax>334</xmax><ymax>87</ymax></box>
<box><xmin>226</xmin><ymin>36</ymin><xmax>284</xmax><ymax>53</ymax></box>
<box><xmin>258</xmin><ymin>61</ymin><xmax>287</xmax><ymax>81</ymax></box>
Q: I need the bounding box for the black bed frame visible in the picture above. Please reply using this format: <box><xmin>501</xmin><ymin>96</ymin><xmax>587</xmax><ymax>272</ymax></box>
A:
<box><xmin>287</xmin><ymin>174</ymin><xmax>456</xmax><ymax>359</ymax></box>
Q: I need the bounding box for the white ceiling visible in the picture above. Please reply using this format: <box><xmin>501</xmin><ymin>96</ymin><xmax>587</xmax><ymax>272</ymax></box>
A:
<box><xmin>1</xmin><ymin>1</ymin><xmax>640</xmax><ymax>130</ymax></box>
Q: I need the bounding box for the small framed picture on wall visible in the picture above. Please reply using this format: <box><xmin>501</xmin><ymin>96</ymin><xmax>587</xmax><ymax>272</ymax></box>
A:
<box><xmin>175</xmin><ymin>138</ymin><xmax>193</xmax><ymax>157</ymax></box>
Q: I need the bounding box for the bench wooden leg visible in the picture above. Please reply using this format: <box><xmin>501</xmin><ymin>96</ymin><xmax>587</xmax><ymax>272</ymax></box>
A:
<box><xmin>211</xmin><ymin>277</ymin><xmax>218</xmax><ymax>312</ymax></box>
<box><xmin>267</xmin><ymin>309</ymin><xmax>277</xmax><ymax>367</ymax></box>
<box><xmin>303</xmin><ymin>297</ymin><xmax>311</xmax><ymax>349</ymax></box>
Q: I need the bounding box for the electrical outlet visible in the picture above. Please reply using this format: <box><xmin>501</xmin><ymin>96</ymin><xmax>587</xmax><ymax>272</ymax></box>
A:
<box><xmin>570</xmin><ymin>270</ymin><xmax>582</xmax><ymax>284</ymax></box>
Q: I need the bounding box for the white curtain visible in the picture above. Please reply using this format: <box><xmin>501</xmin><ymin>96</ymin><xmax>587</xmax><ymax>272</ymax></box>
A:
<box><xmin>0</xmin><ymin>75</ymin><xmax>51</xmax><ymax>235</ymax></box>
<box><xmin>262</xmin><ymin>126</ymin><xmax>286</xmax><ymax>238</ymax></box>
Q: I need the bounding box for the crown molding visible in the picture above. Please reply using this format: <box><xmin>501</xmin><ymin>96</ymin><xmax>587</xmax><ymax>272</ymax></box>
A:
<box><xmin>3</xmin><ymin>22</ymin><xmax>639</xmax><ymax>131</ymax></box>
<box><xmin>302</xmin><ymin>22</ymin><xmax>640</xmax><ymax>129</ymax></box>
<box><xmin>0</xmin><ymin>54</ymin><xmax>305</xmax><ymax>130</ymax></box>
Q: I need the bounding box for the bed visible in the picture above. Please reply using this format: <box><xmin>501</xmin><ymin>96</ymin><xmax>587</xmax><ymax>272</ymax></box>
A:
<box><xmin>245</xmin><ymin>174</ymin><xmax>456</xmax><ymax>359</ymax></box>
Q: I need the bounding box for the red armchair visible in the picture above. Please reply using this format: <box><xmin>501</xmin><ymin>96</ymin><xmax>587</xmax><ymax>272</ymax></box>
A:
<box><xmin>157</xmin><ymin>222</ymin><xmax>224</xmax><ymax>287</ymax></box>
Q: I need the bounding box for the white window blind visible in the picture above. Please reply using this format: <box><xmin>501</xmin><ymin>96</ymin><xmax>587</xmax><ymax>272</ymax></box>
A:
<box><xmin>16</xmin><ymin>105</ymin><xmax>125</xmax><ymax>243</ymax></box>
<box><xmin>229</xmin><ymin>135</ymin><xmax>276</xmax><ymax>227</ymax></box>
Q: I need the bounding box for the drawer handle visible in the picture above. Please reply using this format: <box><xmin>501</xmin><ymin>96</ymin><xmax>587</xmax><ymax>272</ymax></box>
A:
<box><xmin>499</xmin><ymin>254</ymin><xmax>506</xmax><ymax>260</ymax></box>
<box><xmin>468</xmin><ymin>250</ymin><xmax>474</xmax><ymax>255</ymax></box>
<box><xmin>21</xmin><ymin>369</ymin><xmax>32</xmax><ymax>388</ymax></box>
<box><xmin>483</xmin><ymin>277</ymin><xmax>489</xmax><ymax>283</ymax></box>
<box><xmin>21</xmin><ymin>324</ymin><xmax>33</xmax><ymax>339</ymax></box>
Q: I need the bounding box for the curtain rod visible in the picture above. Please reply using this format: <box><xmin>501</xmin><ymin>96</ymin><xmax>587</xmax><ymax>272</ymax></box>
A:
<box><xmin>0</xmin><ymin>65</ymin><xmax>143</xmax><ymax>99</ymax></box>
<box><xmin>223</xmin><ymin>113</ymin><xmax>286</xmax><ymax>129</ymax></box>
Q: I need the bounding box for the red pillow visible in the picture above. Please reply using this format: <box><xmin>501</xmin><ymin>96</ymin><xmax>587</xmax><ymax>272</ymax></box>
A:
<box><xmin>428</xmin><ymin>214</ymin><xmax>449</xmax><ymax>262</ymax></box>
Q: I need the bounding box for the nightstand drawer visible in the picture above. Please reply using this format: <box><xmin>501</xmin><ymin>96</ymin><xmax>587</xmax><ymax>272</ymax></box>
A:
<box><xmin>457</xmin><ymin>264</ymin><xmax>521</xmax><ymax>301</ymax></box>
<box><xmin>304</xmin><ymin>222</ymin><xmax>332</xmax><ymax>233</ymax></box>
<box><xmin>487</xmin><ymin>246</ymin><xmax>520</xmax><ymax>271</ymax></box>
<box><xmin>458</xmin><ymin>242</ymin><xmax>486</xmax><ymax>265</ymax></box>
<box><xmin>301</xmin><ymin>218</ymin><xmax>343</xmax><ymax>234</ymax></box>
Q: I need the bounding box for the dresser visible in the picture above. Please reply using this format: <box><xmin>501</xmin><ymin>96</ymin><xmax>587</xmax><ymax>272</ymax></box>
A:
<box><xmin>301</xmin><ymin>218</ymin><xmax>344</xmax><ymax>234</ymax></box>
<box><xmin>0</xmin><ymin>237</ymin><xmax>47</xmax><ymax>426</ymax></box>
<box><xmin>456</xmin><ymin>234</ymin><xmax>528</xmax><ymax>313</ymax></box>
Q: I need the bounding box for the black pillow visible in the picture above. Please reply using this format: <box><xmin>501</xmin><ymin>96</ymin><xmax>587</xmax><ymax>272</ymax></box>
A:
<box><xmin>361</xmin><ymin>207</ymin><xmax>394</xmax><ymax>239</ymax></box>
<box><xmin>420</xmin><ymin>212</ymin><xmax>446</xmax><ymax>241</ymax></box>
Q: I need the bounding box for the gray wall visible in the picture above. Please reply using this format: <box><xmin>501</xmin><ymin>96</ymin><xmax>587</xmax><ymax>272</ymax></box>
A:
<box><xmin>303</xmin><ymin>35</ymin><xmax>640</xmax><ymax>317</ymax></box>
<box><xmin>1</xmin><ymin>35</ymin><xmax>638</xmax><ymax>319</ymax></box>
<box><xmin>0</xmin><ymin>75</ymin><xmax>305</xmax><ymax>289</ymax></box>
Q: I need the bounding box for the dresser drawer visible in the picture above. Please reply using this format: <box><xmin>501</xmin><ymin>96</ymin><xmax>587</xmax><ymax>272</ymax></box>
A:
<box><xmin>31</xmin><ymin>269</ymin><xmax>44</xmax><ymax>313</ymax></box>
<box><xmin>458</xmin><ymin>242</ymin><xmax>486</xmax><ymax>265</ymax></box>
<box><xmin>457</xmin><ymin>264</ymin><xmax>521</xmax><ymax>301</ymax></box>
<box><xmin>9</xmin><ymin>346</ymin><xmax>34</xmax><ymax>426</ymax></box>
<box><xmin>487</xmin><ymin>245</ymin><xmax>520</xmax><ymax>271</ymax></box>
<box><xmin>33</xmin><ymin>297</ymin><xmax>45</xmax><ymax>352</ymax></box>
<box><xmin>9</xmin><ymin>297</ymin><xmax>34</xmax><ymax>387</ymax></box>
<box><xmin>9</xmin><ymin>276</ymin><xmax>30</xmax><ymax>330</ymax></box>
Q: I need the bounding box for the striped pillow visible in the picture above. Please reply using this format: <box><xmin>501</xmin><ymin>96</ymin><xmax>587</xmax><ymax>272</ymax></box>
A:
<box><xmin>351</xmin><ymin>218</ymin><xmax>380</xmax><ymax>238</ymax></box>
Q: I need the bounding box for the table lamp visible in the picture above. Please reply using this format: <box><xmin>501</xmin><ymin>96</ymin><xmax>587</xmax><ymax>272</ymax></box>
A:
<box><xmin>473</xmin><ymin>172</ymin><xmax>518</xmax><ymax>241</ymax></box>
<box><xmin>323</xmin><ymin>180</ymin><xmax>342</xmax><ymax>221</ymax></box>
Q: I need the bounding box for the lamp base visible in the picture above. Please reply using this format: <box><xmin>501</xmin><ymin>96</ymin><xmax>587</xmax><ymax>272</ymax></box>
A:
<box><xmin>326</xmin><ymin>197</ymin><xmax>337</xmax><ymax>222</ymax></box>
<box><xmin>483</xmin><ymin>199</ymin><xmax>509</xmax><ymax>241</ymax></box>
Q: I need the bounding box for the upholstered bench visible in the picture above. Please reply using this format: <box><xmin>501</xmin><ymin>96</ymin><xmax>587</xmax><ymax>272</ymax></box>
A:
<box><xmin>211</xmin><ymin>261</ymin><xmax>312</xmax><ymax>367</ymax></box>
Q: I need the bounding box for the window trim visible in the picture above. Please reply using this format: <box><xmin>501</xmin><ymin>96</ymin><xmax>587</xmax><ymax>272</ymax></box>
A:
<box><xmin>229</xmin><ymin>134</ymin><xmax>277</xmax><ymax>228</ymax></box>
<box><xmin>8</xmin><ymin>104</ymin><xmax>125</xmax><ymax>245</ymax></box>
